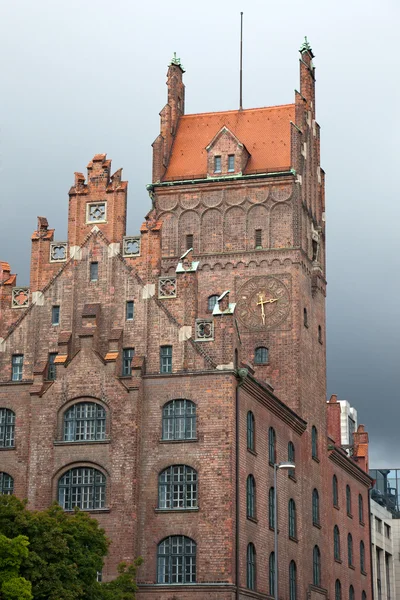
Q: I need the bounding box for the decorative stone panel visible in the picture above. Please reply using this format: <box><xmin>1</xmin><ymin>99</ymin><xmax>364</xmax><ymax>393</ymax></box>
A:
<box><xmin>195</xmin><ymin>320</ymin><xmax>214</xmax><ymax>341</ymax></box>
<box><xmin>86</xmin><ymin>202</ymin><xmax>107</xmax><ymax>223</ymax></box>
<box><xmin>158</xmin><ymin>277</ymin><xmax>177</xmax><ymax>298</ymax></box>
<box><xmin>50</xmin><ymin>242</ymin><xmax>67</xmax><ymax>262</ymax></box>
<box><xmin>123</xmin><ymin>237</ymin><xmax>141</xmax><ymax>257</ymax></box>
<box><xmin>12</xmin><ymin>287</ymin><xmax>30</xmax><ymax>308</ymax></box>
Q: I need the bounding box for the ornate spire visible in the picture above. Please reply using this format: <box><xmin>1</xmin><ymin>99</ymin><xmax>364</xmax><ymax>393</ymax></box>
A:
<box><xmin>299</xmin><ymin>36</ymin><xmax>314</xmax><ymax>57</ymax></box>
<box><xmin>169</xmin><ymin>52</ymin><xmax>185</xmax><ymax>72</ymax></box>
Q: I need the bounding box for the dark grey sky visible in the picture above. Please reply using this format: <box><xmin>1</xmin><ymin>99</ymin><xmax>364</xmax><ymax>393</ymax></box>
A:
<box><xmin>1</xmin><ymin>0</ymin><xmax>399</xmax><ymax>466</ymax></box>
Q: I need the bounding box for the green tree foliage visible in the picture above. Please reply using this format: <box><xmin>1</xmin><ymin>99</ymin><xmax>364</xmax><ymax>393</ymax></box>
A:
<box><xmin>0</xmin><ymin>533</ymin><xmax>32</xmax><ymax>600</ymax></box>
<box><xmin>101</xmin><ymin>559</ymin><xmax>143</xmax><ymax>600</ymax></box>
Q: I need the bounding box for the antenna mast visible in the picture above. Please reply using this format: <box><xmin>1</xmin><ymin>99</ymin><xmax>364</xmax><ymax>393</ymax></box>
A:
<box><xmin>240</xmin><ymin>12</ymin><xmax>243</xmax><ymax>110</ymax></box>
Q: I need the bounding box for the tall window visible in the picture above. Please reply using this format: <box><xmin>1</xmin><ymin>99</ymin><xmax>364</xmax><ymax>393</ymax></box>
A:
<box><xmin>158</xmin><ymin>465</ymin><xmax>197</xmax><ymax>509</ymax></box>
<box><xmin>247</xmin><ymin>475</ymin><xmax>256</xmax><ymax>519</ymax></box>
<box><xmin>228</xmin><ymin>154</ymin><xmax>235</xmax><ymax>172</ymax></box>
<box><xmin>64</xmin><ymin>402</ymin><xmax>106</xmax><ymax>441</ymax></box>
<box><xmin>58</xmin><ymin>467</ymin><xmax>106</xmax><ymax>510</ymax></box>
<box><xmin>126</xmin><ymin>301</ymin><xmax>134</xmax><ymax>321</ymax></box>
<box><xmin>359</xmin><ymin>494</ymin><xmax>364</xmax><ymax>523</ymax></box>
<box><xmin>334</xmin><ymin>526</ymin><xmax>340</xmax><ymax>560</ymax></box>
<box><xmin>246</xmin><ymin>543</ymin><xmax>256</xmax><ymax>590</ymax></box>
<box><xmin>122</xmin><ymin>348</ymin><xmax>135</xmax><ymax>376</ymax></box>
<box><xmin>318</xmin><ymin>325</ymin><xmax>323</xmax><ymax>343</ymax></box>
<box><xmin>268</xmin><ymin>427</ymin><xmax>276</xmax><ymax>464</ymax></box>
<box><xmin>313</xmin><ymin>545</ymin><xmax>321</xmax><ymax>586</ymax></box>
<box><xmin>0</xmin><ymin>472</ymin><xmax>14</xmax><ymax>495</ymax></box>
<box><xmin>186</xmin><ymin>234</ymin><xmax>194</xmax><ymax>250</ymax></box>
<box><xmin>0</xmin><ymin>409</ymin><xmax>15</xmax><ymax>448</ymax></box>
<box><xmin>360</xmin><ymin>541</ymin><xmax>365</xmax><ymax>573</ymax></box>
<box><xmin>160</xmin><ymin>345</ymin><xmax>172</xmax><ymax>373</ymax></box>
<box><xmin>269</xmin><ymin>552</ymin><xmax>275</xmax><ymax>596</ymax></box>
<box><xmin>11</xmin><ymin>355</ymin><xmax>23</xmax><ymax>382</ymax></box>
<box><xmin>288</xmin><ymin>441</ymin><xmax>295</xmax><ymax>478</ymax></box>
<box><xmin>346</xmin><ymin>485</ymin><xmax>352</xmax><ymax>516</ymax></box>
<box><xmin>347</xmin><ymin>533</ymin><xmax>353</xmax><ymax>567</ymax></box>
<box><xmin>362</xmin><ymin>592</ymin><xmax>366</xmax><ymax>600</ymax></box>
<box><xmin>335</xmin><ymin>580</ymin><xmax>342</xmax><ymax>600</ymax></box>
<box><xmin>90</xmin><ymin>262</ymin><xmax>98</xmax><ymax>282</ymax></box>
<box><xmin>214</xmin><ymin>156</ymin><xmax>221</xmax><ymax>173</ymax></box>
<box><xmin>269</xmin><ymin>487</ymin><xmax>275</xmax><ymax>529</ymax></box>
<box><xmin>254</xmin><ymin>347</ymin><xmax>268</xmax><ymax>365</ymax></box>
<box><xmin>247</xmin><ymin>411</ymin><xmax>255</xmax><ymax>451</ymax></box>
<box><xmin>157</xmin><ymin>536</ymin><xmax>196</xmax><ymax>584</ymax></box>
<box><xmin>312</xmin><ymin>489</ymin><xmax>320</xmax><ymax>526</ymax></box>
<box><xmin>255</xmin><ymin>228</ymin><xmax>262</xmax><ymax>248</ymax></box>
<box><xmin>333</xmin><ymin>475</ymin><xmax>339</xmax><ymax>507</ymax></box>
<box><xmin>52</xmin><ymin>305</ymin><xmax>60</xmax><ymax>326</ymax></box>
<box><xmin>289</xmin><ymin>499</ymin><xmax>296</xmax><ymax>538</ymax></box>
<box><xmin>349</xmin><ymin>585</ymin><xmax>354</xmax><ymax>600</ymax></box>
<box><xmin>289</xmin><ymin>560</ymin><xmax>297</xmax><ymax>600</ymax></box>
<box><xmin>304</xmin><ymin>307</ymin><xmax>308</xmax><ymax>327</ymax></box>
<box><xmin>208</xmin><ymin>295</ymin><xmax>219</xmax><ymax>312</ymax></box>
<box><xmin>162</xmin><ymin>399</ymin><xmax>196</xmax><ymax>440</ymax></box>
<box><xmin>47</xmin><ymin>352</ymin><xmax>57</xmax><ymax>381</ymax></box>
<box><xmin>311</xmin><ymin>425</ymin><xmax>318</xmax><ymax>459</ymax></box>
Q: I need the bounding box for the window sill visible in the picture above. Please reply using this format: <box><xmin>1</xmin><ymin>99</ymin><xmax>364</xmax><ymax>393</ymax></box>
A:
<box><xmin>333</xmin><ymin>504</ymin><xmax>340</xmax><ymax>510</ymax></box>
<box><xmin>288</xmin><ymin>474</ymin><xmax>297</xmax><ymax>482</ymax></box>
<box><xmin>54</xmin><ymin>439</ymin><xmax>111</xmax><ymax>446</ymax></box>
<box><xmin>312</xmin><ymin>456</ymin><xmax>320</xmax><ymax>463</ymax></box>
<box><xmin>269</xmin><ymin>526</ymin><xmax>275</xmax><ymax>532</ymax></box>
<box><xmin>347</xmin><ymin>513</ymin><xmax>353</xmax><ymax>519</ymax></box>
<box><xmin>313</xmin><ymin>522</ymin><xmax>322</xmax><ymax>529</ymax></box>
<box><xmin>349</xmin><ymin>564</ymin><xmax>355</xmax><ymax>571</ymax></box>
<box><xmin>247</xmin><ymin>516</ymin><xmax>258</xmax><ymax>524</ymax></box>
<box><xmin>0</xmin><ymin>446</ymin><xmax>16</xmax><ymax>451</ymax></box>
<box><xmin>247</xmin><ymin>448</ymin><xmax>257</xmax><ymax>457</ymax></box>
<box><xmin>360</xmin><ymin>520</ymin><xmax>365</xmax><ymax>527</ymax></box>
<box><xmin>361</xmin><ymin>570</ymin><xmax>367</xmax><ymax>576</ymax></box>
<box><xmin>289</xmin><ymin>535</ymin><xmax>298</xmax><ymax>543</ymax></box>
<box><xmin>63</xmin><ymin>508</ymin><xmax>110</xmax><ymax>514</ymax></box>
<box><xmin>334</xmin><ymin>558</ymin><xmax>342</xmax><ymax>564</ymax></box>
<box><xmin>159</xmin><ymin>438</ymin><xmax>198</xmax><ymax>444</ymax></box>
<box><xmin>155</xmin><ymin>507</ymin><xmax>199</xmax><ymax>513</ymax></box>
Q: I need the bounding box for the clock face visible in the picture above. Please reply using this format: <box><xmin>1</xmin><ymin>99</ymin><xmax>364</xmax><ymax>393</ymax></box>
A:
<box><xmin>236</xmin><ymin>276</ymin><xmax>291</xmax><ymax>330</ymax></box>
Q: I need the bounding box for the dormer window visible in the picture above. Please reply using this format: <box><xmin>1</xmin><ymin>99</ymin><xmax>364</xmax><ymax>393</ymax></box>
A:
<box><xmin>228</xmin><ymin>155</ymin><xmax>235</xmax><ymax>172</ymax></box>
<box><xmin>214</xmin><ymin>156</ymin><xmax>221</xmax><ymax>173</ymax></box>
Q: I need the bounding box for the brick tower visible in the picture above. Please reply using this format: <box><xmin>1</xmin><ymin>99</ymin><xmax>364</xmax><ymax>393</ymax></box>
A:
<box><xmin>0</xmin><ymin>42</ymin><xmax>372</xmax><ymax>600</ymax></box>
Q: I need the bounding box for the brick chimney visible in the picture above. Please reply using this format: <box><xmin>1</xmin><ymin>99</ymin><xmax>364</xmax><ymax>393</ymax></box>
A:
<box><xmin>353</xmin><ymin>424</ymin><xmax>369</xmax><ymax>473</ymax></box>
<box><xmin>152</xmin><ymin>54</ymin><xmax>185</xmax><ymax>183</ymax></box>
<box><xmin>326</xmin><ymin>393</ymin><xmax>341</xmax><ymax>446</ymax></box>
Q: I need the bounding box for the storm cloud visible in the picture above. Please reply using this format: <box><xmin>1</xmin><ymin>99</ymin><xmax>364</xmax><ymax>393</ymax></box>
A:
<box><xmin>1</xmin><ymin>0</ymin><xmax>399</xmax><ymax>466</ymax></box>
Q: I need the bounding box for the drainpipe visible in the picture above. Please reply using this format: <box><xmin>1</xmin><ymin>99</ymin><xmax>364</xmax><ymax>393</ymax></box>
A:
<box><xmin>368</xmin><ymin>490</ymin><xmax>375</xmax><ymax>600</ymax></box>
<box><xmin>236</xmin><ymin>367</ymin><xmax>248</xmax><ymax>600</ymax></box>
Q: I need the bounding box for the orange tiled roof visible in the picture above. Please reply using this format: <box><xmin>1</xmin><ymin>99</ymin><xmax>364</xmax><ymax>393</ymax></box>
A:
<box><xmin>164</xmin><ymin>104</ymin><xmax>295</xmax><ymax>180</ymax></box>
<box><xmin>0</xmin><ymin>262</ymin><xmax>10</xmax><ymax>272</ymax></box>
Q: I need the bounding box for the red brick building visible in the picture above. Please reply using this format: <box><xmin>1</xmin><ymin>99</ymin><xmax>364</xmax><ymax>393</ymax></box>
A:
<box><xmin>0</xmin><ymin>41</ymin><xmax>372</xmax><ymax>599</ymax></box>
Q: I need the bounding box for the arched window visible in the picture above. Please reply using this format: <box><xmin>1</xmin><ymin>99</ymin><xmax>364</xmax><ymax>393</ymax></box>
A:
<box><xmin>157</xmin><ymin>536</ymin><xmax>196</xmax><ymax>584</ymax></box>
<box><xmin>304</xmin><ymin>307</ymin><xmax>308</xmax><ymax>327</ymax></box>
<box><xmin>346</xmin><ymin>485</ymin><xmax>352</xmax><ymax>516</ymax></box>
<box><xmin>347</xmin><ymin>533</ymin><xmax>353</xmax><ymax>567</ymax></box>
<box><xmin>289</xmin><ymin>499</ymin><xmax>296</xmax><ymax>538</ymax></box>
<box><xmin>254</xmin><ymin>347</ymin><xmax>268</xmax><ymax>365</ymax></box>
<box><xmin>246</xmin><ymin>543</ymin><xmax>256</xmax><ymax>590</ymax></box>
<box><xmin>349</xmin><ymin>585</ymin><xmax>354</xmax><ymax>600</ymax></box>
<box><xmin>313</xmin><ymin>545</ymin><xmax>321</xmax><ymax>586</ymax></box>
<box><xmin>289</xmin><ymin>560</ymin><xmax>297</xmax><ymax>600</ymax></box>
<box><xmin>268</xmin><ymin>427</ymin><xmax>276</xmax><ymax>464</ymax></box>
<box><xmin>359</xmin><ymin>494</ymin><xmax>364</xmax><ymax>523</ymax></box>
<box><xmin>162</xmin><ymin>399</ymin><xmax>196</xmax><ymax>440</ymax></box>
<box><xmin>208</xmin><ymin>295</ymin><xmax>219</xmax><ymax>312</ymax></box>
<box><xmin>311</xmin><ymin>425</ymin><xmax>318</xmax><ymax>459</ymax></box>
<box><xmin>334</xmin><ymin>526</ymin><xmax>340</xmax><ymax>560</ymax></box>
<box><xmin>158</xmin><ymin>466</ymin><xmax>197</xmax><ymax>509</ymax></box>
<box><xmin>269</xmin><ymin>487</ymin><xmax>275</xmax><ymax>529</ymax></box>
<box><xmin>0</xmin><ymin>408</ymin><xmax>15</xmax><ymax>448</ymax></box>
<box><xmin>63</xmin><ymin>402</ymin><xmax>106</xmax><ymax>441</ymax></box>
<box><xmin>288</xmin><ymin>441</ymin><xmax>295</xmax><ymax>478</ymax></box>
<box><xmin>269</xmin><ymin>552</ymin><xmax>275</xmax><ymax>596</ymax></box>
<box><xmin>247</xmin><ymin>411</ymin><xmax>255</xmax><ymax>451</ymax></box>
<box><xmin>360</xmin><ymin>541</ymin><xmax>365</xmax><ymax>573</ymax></box>
<box><xmin>335</xmin><ymin>579</ymin><xmax>342</xmax><ymax>600</ymax></box>
<box><xmin>58</xmin><ymin>467</ymin><xmax>106</xmax><ymax>510</ymax></box>
<box><xmin>0</xmin><ymin>472</ymin><xmax>14</xmax><ymax>495</ymax></box>
<box><xmin>333</xmin><ymin>475</ymin><xmax>339</xmax><ymax>507</ymax></box>
<box><xmin>312</xmin><ymin>489</ymin><xmax>320</xmax><ymax>526</ymax></box>
<box><xmin>247</xmin><ymin>475</ymin><xmax>256</xmax><ymax>519</ymax></box>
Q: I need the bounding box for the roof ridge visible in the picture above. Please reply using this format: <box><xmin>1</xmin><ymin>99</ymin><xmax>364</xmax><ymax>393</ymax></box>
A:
<box><xmin>180</xmin><ymin>103</ymin><xmax>295</xmax><ymax>118</ymax></box>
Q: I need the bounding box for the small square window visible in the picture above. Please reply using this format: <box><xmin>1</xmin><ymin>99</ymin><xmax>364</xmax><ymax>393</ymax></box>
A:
<box><xmin>11</xmin><ymin>355</ymin><xmax>23</xmax><ymax>381</ymax></box>
<box><xmin>86</xmin><ymin>202</ymin><xmax>107</xmax><ymax>223</ymax></box>
<box><xmin>255</xmin><ymin>347</ymin><xmax>268</xmax><ymax>364</ymax></box>
<box><xmin>160</xmin><ymin>346</ymin><xmax>172</xmax><ymax>373</ymax></box>
<box><xmin>90</xmin><ymin>262</ymin><xmax>98</xmax><ymax>282</ymax></box>
<box><xmin>228</xmin><ymin>155</ymin><xmax>235</xmax><ymax>172</ymax></box>
<box><xmin>52</xmin><ymin>305</ymin><xmax>60</xmax><ymax>326</ymax></box>
<box><xmin>122</xmin><ymin>348</ymin><xmax>135</xmax><ymax>376</ymax></box>
<box><xmin>126</xmin><ymin>301</ymin><xmax>134</xmax><ymax>321</ymax></box>
<box><xmin>48</xmin><ymin>353</ymin><xmax>58</xmax><ymax>381</ymax></box>
<box><xmin>214</xmin><ymin>156</ymin><xmax>221</xmax><ymax>173</ymax></box>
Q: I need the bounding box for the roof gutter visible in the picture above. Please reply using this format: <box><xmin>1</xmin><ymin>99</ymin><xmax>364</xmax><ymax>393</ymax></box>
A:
<box><xmin>147</xmin><ymin>169</ymin><xmax>296</xmax><ymax>191</ymax></box>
